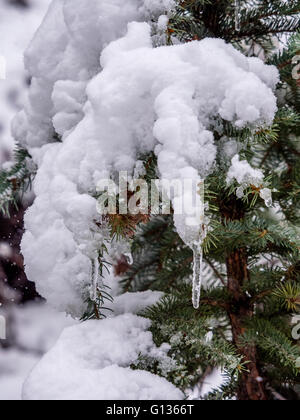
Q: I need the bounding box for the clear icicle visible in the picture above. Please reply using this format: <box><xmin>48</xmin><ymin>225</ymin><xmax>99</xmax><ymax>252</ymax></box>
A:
<box><xmin>90</xmin><ymin>257</ymin><xmax>99</xmax><ymax>302</ymax></box>
<box><xmin>192</xmin><ymin>243</ymin><xmax>203</xmax><ymax>310</ymax></box>
<box><xmin>190</xmin><ymin>179</ymin><xmax>206</xmax><ymax>310</ymax></box>
<box><xmin>235</xmin><ymin>0</ymin><xmax>241</xmax><ymax>32</ymax></box>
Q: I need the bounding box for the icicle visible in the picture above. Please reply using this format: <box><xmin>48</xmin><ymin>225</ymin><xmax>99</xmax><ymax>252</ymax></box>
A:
<box><xmin>192</xmin><ymin>242</ymin><xmax>203</xmax><ymax>309</ymax></box>
<box><xmin>235</xmin><ymin>0</ymin><xmax>241</xmax><ymax>32</ymax></box>
<box><xmin>174</xmin><ymin>179</ymin><xmax>207</xmax><ymax>309</ymax></box>
<box><xmin>191</xmin><ymin>179</ymin><xmax>206</xmax><ymax>309</ymax></box>
<box><xmin>259</xmin><ymin>188</ymin><xmax>273</xmax><ymax>208</ymax></box>
<box><xmin>90</xmin><ymin>257</ymin><xmax>99</xmax><ymax>302</ymax></box>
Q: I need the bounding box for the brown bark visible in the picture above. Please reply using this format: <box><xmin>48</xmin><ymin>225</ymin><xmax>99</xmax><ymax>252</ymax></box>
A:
<box><xmin>0</xmin><ymin>204</ymin><xmax>40</xmax><ymax>305</ymax></box>
<box><xmin>226</xmin><ymin>249</ymin><xmax>267</xmax><ymax>400</ymax></box>
<box><xmin>221</xmin><ymin>197</ymin><xmax>268</xmax><ymax>400</ymax></box>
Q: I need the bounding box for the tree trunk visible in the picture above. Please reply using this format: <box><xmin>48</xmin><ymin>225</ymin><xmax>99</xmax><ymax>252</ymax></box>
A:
<box><xmin>226</xmin><ymin>249</ymin><xmax>267</xmax><ymax>400</ymax></box>
<box><xmin>221</xmin><ymin>197</ymin><xmax>268</xmax><ymax>400</ymax></box>
<box><xmin>0</xmin><ymin>204</ymin><xmax>40</xmax><ymax>305</ymax></box>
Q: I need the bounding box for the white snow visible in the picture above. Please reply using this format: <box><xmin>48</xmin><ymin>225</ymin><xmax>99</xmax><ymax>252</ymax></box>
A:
<box><xmin>23</xmin><ymin>314</ymin><xmax>183</xmax><ymax>400</ymax></box>
<box><xmin>13</xmin><ymin>0</ymin><xmax>279</xmax><ymax>315</ymax></box>
<box><xmin>227</xmin><ymin>154</ymin><xmax>273</xmax><ymax>206</ymax></box>
<box><xmin>4</xmin><ymin>0</ymin><xmax>281</xmax><ymax>401</ymax></box>
<box><xmin>227</xmin><ymin>154</ymin><xmax>264</xmax><ymax>186</ymax></box>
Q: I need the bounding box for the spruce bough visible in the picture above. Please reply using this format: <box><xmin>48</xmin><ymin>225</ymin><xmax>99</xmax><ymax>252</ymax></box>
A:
<box><xmin>123</xmin><ymin>0</ymin><xmax>300</xmax><ymax>400</ymax></box>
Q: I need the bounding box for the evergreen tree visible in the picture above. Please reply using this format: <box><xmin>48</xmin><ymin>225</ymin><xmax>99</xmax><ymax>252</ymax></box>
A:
<box><xmin>1</xmin><ymin>0</ymin><xmax>299</xmax><ymax>400</ymax></box>
<box><xmin>121</xmin><ymin>0</ymin><xmax>300</xmax><ymax>400</ymax></box>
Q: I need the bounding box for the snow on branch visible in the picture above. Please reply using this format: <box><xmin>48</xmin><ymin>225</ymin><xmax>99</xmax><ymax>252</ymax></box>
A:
<box><xmin>13</xmin><ymin>0</ymin><xmax>279</xmax><ymax>316</ymax></box>
<box><xmin>11</xmin><ymin>0</ymin><xmax>281</xmax><ymax>400</ymax></box>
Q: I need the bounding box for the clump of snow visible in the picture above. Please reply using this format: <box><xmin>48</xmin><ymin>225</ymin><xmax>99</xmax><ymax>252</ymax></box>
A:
<box><xmin>227</xmin><ymin>155</ymin><xmax>264</xmax><ymax>187</ymax></box>
<box><xmin>24</xmin><ymin>363</ymin><xmax>181</xmax><ymax>400</ymax></box>
<box><xmin>14</xmin><ymin>0</ymin><xmax>278</xmax><ymax>315</ymax></box>
<box><xmin>248</xmin><ymin>57</ymin><xmax>280</xmax><ymax>91</ymax></box>
<box><xmin>23</xmin><ymin>314</ymin><xmax>183</xmax><ymax>400</ymax></box>
<box><xmin>227</xmin><ymin>155</ymin><xmax>273</xmax><ymax>207</ymax></box>
<box><xmin>12</xmin><ymin>0</ymin><xmax>176</xmax><ymax>150</ymax></box>
<box><xmin>157</xmin><ymin>14</ymin><xmax>169</xmax><ymax>32</ymax></box>
<box><xmin>143</xmin><ymin>0</ymin><xmax>176</xmax><ymax>15</ymax></box>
